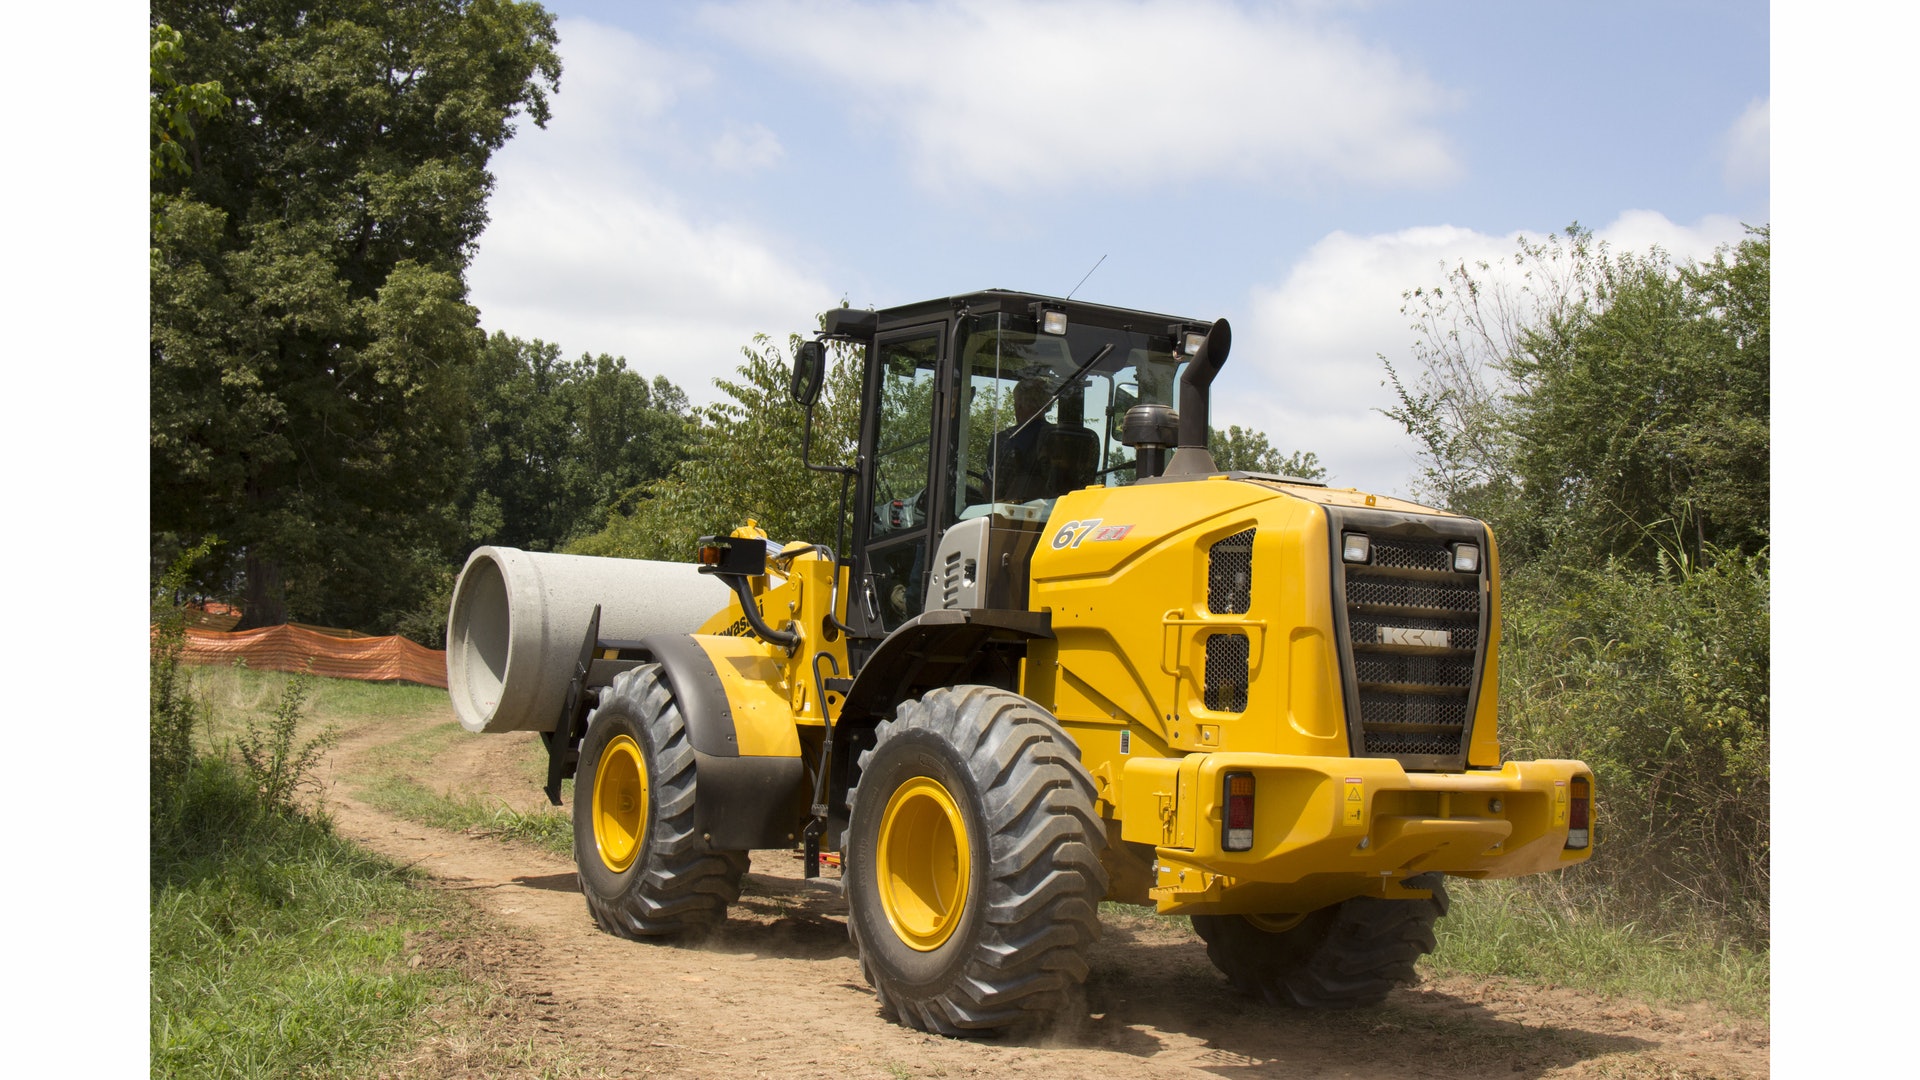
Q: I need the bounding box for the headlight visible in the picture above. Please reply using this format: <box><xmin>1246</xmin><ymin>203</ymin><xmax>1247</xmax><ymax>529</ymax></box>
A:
<box><xmin>1342</xmin><ymin>533</ymin><xmax>1370</xmax><ymax>563</ymax></box>
<box><xmin>1452</xmin><ymin>543</ymin><xmax>1479</xmax><ymax>573</ymax></box>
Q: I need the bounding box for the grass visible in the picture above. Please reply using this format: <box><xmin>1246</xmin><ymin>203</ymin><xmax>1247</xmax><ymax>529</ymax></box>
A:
<box><xmin>1424</xmin><ymin>877</ymin><xmax>1770</xmax><ymax>1018</ymax></box>
<box><xmin>151</xmin><ymin>757</ymin><xmax>480</xmax><ymax>1078</ymax></box>
<box><xmin>190</xmin><ymin>664</ymin><xmax>577</xmax><ymax>857</ymax></box>
<box><xmin>343</xmin><ymin>691</ymin><xmax>578</xmax><ymax>858</ymax></box>
<box><xmin>360</xmin><ymin>772</ymin><xmax>576</xmax><ymax>857</ymax></box>
<box><xmin>193</xmin><ymin>663</ymin><xmax>450</xmax><ymax>742</ymax></box>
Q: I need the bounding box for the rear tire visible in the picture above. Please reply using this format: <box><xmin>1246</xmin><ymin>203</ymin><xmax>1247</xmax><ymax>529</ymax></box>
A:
<box><xmin>844</xmin><ymin>686</ymin><xmax>1107</xmax><ymax>1035</ymax></box>
<box><xmin>573</xmin><ymin>663</ymin><xmax>748</xmax><ymax>938</ymax></box>
<box><xmin>1190</xmin><ymin>873</ymin><xmax>1450</xmax><ymax>1008</ymax></box>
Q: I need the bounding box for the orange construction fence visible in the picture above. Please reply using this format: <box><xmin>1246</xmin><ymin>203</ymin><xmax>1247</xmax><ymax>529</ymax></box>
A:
<box><xmin>180</xmin><ymin>624</ymin><xmax>448</xmax><ymax>688</ymax></box>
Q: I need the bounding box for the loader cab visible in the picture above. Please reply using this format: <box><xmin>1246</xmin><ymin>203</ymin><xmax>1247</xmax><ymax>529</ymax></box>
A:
<box><xmin>813</xmin><ymin>291</ymin><xmax>1207</xmax><ymax>644</ymax></box>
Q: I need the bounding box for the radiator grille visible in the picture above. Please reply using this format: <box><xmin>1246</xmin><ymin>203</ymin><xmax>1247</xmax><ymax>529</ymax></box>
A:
<box><xmin>1338</xmin><ymin>527</ymin><xmax>1484</xmax><ymax>769</ymax></box>
<box><xmin>1208</xmin><ymin>530</ymin><xmax>1254</xmax><ymax>615</ymax></box>
<box><xmin>1204</xmin><ymin>633</ymin><xmax>1249</xmax><ymax>713</ymax></box>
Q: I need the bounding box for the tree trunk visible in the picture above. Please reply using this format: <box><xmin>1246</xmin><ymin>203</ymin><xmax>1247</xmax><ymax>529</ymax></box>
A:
<box><xmin>234</xmin><ymin>549</ymin><xmax>289</xmax><ymax>630</ymax></box>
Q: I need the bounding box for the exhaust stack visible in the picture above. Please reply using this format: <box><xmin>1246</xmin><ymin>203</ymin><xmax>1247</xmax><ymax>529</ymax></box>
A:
<box><xmin>1163</xmin><ymin>318</ymin><xmax>1231</xmax><ymax>477</ymax></box>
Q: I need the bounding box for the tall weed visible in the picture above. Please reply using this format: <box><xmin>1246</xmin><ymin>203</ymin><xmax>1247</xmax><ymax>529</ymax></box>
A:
<box><xmin>235</xmin><ymin>672</ymin><xmax>338</xmax><ymax>817</ymax></box>
<box><xmin>151</xmin><ymin>539</ymin><xmax>218</xmax><ymax>806</ymax></box>
<box><xmin>1501</xmin><ymin>550</ymin><xmax>1769</xmax><ymax>943</ymax></box>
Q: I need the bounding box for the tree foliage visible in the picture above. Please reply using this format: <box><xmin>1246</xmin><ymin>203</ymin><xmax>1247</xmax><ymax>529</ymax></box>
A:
<box><xmin>1385</xmin><ymin>225</ymin><xmax>1769</xmax><ymax>571</ymax></box>
<box><xmin>150</xmin><ymin>25</ymin><xmax>229</xmax><ymax>189</ymax></box>
<box><xmin>571</xmin><ymin>335</ymin><xmax>865</xmax><ymax>561</ymax></box>
<box><xmin>150</xmin><ymin>1</ymin><xmax>560</xmax><ymax>632</ymax></box>
<box><xmin>464</xmin><ymin>333</ymin><xmax>693</xmax><ymax>554</ymax></box>
<box><xmin>1209</xmin><ymin>424</ymin><xmax>1326</xmax><ymax>480</ymax></box>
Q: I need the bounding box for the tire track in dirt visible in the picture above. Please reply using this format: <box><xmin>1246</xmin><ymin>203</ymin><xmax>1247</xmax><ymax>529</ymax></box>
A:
<box><xmin>318</xmin><ymin>710</ymin><xmax>1769</xmax><ymax>1079</ymax></box>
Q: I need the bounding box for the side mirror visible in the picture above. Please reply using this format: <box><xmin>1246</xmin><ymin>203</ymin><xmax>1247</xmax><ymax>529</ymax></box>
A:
<box><xmin>791</xmin><ymin>340</ymin><xmax>826</xmax><ymax>406</ymax></box>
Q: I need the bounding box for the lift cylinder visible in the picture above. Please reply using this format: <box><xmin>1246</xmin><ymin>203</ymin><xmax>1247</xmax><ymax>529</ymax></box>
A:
<box><xmin>445</xmin><ymin>547</ymin><xmax>731</xmax><ymax>733</ymax></box>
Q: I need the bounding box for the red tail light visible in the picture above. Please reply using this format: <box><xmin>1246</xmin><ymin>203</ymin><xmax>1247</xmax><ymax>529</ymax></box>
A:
<box><xmin>1224</xmin><ymin>772</ymin><xmax>1254</xmax><ymax>851</ymax></box>
<box><xmin>1566</xmin><ymin>775</ymin><xmax>1591</xmax><ymax>849</ymax></box>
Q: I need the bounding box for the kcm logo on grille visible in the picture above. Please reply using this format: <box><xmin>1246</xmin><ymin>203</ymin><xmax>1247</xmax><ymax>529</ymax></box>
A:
<box><xmin>1379</xmin><ymin>626</ymin><xmax>1451</xmax><ymax>648</ymax></box>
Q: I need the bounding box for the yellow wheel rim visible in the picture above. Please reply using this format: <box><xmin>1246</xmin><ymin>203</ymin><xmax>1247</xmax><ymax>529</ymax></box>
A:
<box><xmin>875</xmin><ymin>776</ymin><xmax>972</xmax><ymax>952</ymax></box>
<box><xmin>1246</xmin><ymin>911</ymin><xmax>1307</xmax><ymax>934</ymax></box>
<box><xmin>593</xmin><ymin>734</ymin><xmax>648</xmax><ymax>873</ymax></box>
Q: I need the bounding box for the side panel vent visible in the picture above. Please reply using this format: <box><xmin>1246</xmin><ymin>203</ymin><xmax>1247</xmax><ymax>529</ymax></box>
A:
<box><xmin>1204</xmin><ymin>632</ymin><xmax>1250</xmax><ymax>713</ymax></box>
<box><xmin>1208</xmin><ymin>529</ymin><xmax>1255</xmax><ymax>615</ymax></box>
<box><xmin>940</xmin><ymin>548</ymin><xmax>965</xmax><ymax>608</ymax></box>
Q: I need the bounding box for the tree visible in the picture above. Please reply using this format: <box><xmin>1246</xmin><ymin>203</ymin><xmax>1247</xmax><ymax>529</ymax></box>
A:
<box><xmin>465</xmin><ymin>333</ymin><xmax>693</xmax><ymax>553</ymax></box>
<box><xmin>150</xmin><ymin>1</ymin><xmax>561</xmax><ymax>631</ymax></box>
<box><xmin>1209</xmin><ymin>425</ymin><xmax>1326</xmax><ymax>480</ymax></box>
<box><xmin>1385</xmin><ymin>225</ymin><xmax>1769</xmax><ymax>571</ymax></box>
<box><xmin>571</xmin><ymin>335</ymin><xmax>864</xmax><ymax>561</ymax></box>
<box><xmin>149</xmin><ymin>25</ymin><xmax>228</xmax><ymax>206</ymax></box>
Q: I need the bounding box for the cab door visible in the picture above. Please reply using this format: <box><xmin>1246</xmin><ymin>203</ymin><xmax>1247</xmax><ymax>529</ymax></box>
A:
<box><xmin>855</xmin><ymin>325</ymin><xmax>946</xmax><ymax>634</ymax></box>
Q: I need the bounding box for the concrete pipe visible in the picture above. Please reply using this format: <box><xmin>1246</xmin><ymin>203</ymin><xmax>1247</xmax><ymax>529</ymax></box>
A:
<box><xmin>446</xmin><ymin>547</ymin><xmax>733</xmax><ymax>734</ymax></box>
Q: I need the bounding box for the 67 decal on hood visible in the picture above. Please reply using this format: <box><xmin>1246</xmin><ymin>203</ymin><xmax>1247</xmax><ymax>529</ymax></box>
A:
<box><xmin>1051</xmin><ymin>519</ymin><xmax>1134</xmax><ymax>549</ymax></box>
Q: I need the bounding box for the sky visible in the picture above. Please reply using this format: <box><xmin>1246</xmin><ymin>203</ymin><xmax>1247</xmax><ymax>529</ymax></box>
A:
<box><xmin>466</xmin><ymin>0</ymin><xmax>1770</xmax><ymax>498</ymax></box>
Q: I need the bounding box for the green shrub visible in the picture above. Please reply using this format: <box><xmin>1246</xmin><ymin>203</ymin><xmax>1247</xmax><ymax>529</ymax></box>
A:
<box><xmin>1499</xmin><ymin>550</ymin><xmax>1769</xmax><ymax>944</ymax></box>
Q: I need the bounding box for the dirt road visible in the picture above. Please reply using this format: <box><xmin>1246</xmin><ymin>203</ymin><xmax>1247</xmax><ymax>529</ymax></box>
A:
<box><xmin>319</xmin><ymin>709</ymin><xmax>1768</xmax><ymax>1079</ymax></box>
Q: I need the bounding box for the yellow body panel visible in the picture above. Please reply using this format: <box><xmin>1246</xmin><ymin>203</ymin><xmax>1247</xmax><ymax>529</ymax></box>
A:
<box><xmin>1026</xmin><ymin>477</ymin><xmax>1592</xmax><ymax>914</ymax></box>
<box><xmin>1119</xmin><ymin>751</ymin><xmax>1591</xmax><ymax>914</ymax></box>
<box><xmin>691</xmin><ymin>535</ymin><xmax>852</xmax><ymax>757</ymax></box>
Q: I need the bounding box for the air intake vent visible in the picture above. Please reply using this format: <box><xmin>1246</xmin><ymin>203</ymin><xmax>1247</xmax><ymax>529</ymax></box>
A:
<box><xmin>940</xmin><ymin>548</ymin><xmax>964</xmax><ymax>609</ymax></box>
<box><xmin>1204</xmin><ymin>632</ymin><xmax>1249</xmax><ymax>713</ymax></box>
<box><xmin>1208</xmin><ymin>529</ymin><xmax>1254</xmax><ymax>614</ymax></box>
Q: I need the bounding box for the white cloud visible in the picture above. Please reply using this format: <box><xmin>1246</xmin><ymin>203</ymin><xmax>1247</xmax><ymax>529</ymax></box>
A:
<box><xmin>1721</xmin><ymin>97</ymin><xmax>1769</xmax><ymax>191</ymax></box>
<box><xmin>709</xmin><ymin>123</ymin><xmax>785</xmax><ymax>171</ymax></box>
<box><xmin>470</xmin><ymin>168</ymin><xmax>832</xmax><ymax>394</ymax></box>
<box><xmin>468</xmin><ymin>18</ymin><xmax>832</xmax><ymax>401</ymax></box>
<box><xmin>1216</xmin><ymin>213</ymin><xmax>1751</xmax><ymax>499</ymax></box>
<box><xmin>700</xmin><ymin>0</ymin><xmax>1459</xmax><ymax>194</ymax></box>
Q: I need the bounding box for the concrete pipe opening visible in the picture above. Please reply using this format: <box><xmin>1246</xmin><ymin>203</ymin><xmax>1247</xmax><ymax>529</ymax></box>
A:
<box><xmin>445</xmin><ymin>547</ymin><xmax>732</xmax><ymax>734</ymax></box>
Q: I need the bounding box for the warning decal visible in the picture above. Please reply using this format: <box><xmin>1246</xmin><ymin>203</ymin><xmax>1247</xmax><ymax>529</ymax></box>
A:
<box><xmin>1552</xmin><ymin>780</ymin><xmax>1568</xmax><ymax>826</ymax></box>
<box><xmin>1343</xmin><ymin>777</ymin><xmax>1364</xmax><ymax>826</ymax></box>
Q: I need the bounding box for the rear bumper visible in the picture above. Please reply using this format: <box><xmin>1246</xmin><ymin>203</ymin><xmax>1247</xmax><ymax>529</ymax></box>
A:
<box><xmin>1118</xmin><ymin>753</ymin><xmax>1593</xmax><ymax>914</ymax></box>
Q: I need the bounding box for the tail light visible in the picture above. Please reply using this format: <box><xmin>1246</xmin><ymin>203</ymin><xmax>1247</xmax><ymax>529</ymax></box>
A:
<box><xmin>1223</xmin><ymin>772</ymin><xmax>1254</xmax><ymax>851</ymax></box>
<box><xmin>1565</xmin><ymin>775</ymin><xmax>1591</xmax><ymax>849</ymax></box>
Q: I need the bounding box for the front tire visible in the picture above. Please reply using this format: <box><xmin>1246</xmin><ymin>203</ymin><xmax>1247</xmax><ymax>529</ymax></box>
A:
<box><xmin>1190</xmin><ymin>873</ymin><xmax>1450</xmax><ymax>1008</ymax></box>
<box><xmin>573</xmin><ymin>663</ymin><xmax>748</xmax><ymax>938</ymax></box>
<box><xmin>845</xmin><ymin>686</ymin><xmax>1107</xmax><ymax>1035</ymax></box>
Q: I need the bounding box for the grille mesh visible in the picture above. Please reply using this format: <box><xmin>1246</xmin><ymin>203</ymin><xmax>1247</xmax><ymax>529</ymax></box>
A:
<box><xmin>1363</xmin><ymin>731</ymin><xmax>1466</xmax><ymax>757</ymax></box>
<box><xmin>1358</xmin><ymin>691</ymin><xmax>1470</xmax><ymax>728</ymax></box>
<box><xmin>1369</xmin><ymin>537</ymin><xmax>1454</xmax><ymax>572</ymax></box>
<box><xmin>1204</xmin><ymin>633</ymin><xmax>1249</xmax><ymax>713</ymax></box>
<box><xmin>1208</xmin><ymin>530</ymin><xmax>1254</xmax><ymax>615</ymax></box>
<box><xmin>1353</xmin><ymin>653</ymin><xmax>1474</xmax><ymax>688</ymax></box>
<box><xmin>1347</xmin><ymin>575</ymin><xmax>1477</xmax><ymax>612</ymax></box>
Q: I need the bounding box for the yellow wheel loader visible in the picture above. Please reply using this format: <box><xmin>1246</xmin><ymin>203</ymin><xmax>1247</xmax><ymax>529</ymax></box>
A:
<box><xmin>446</xmin><ymin>290</ymin><xmax>1595</xmax><ymax>1035</ymax></box>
